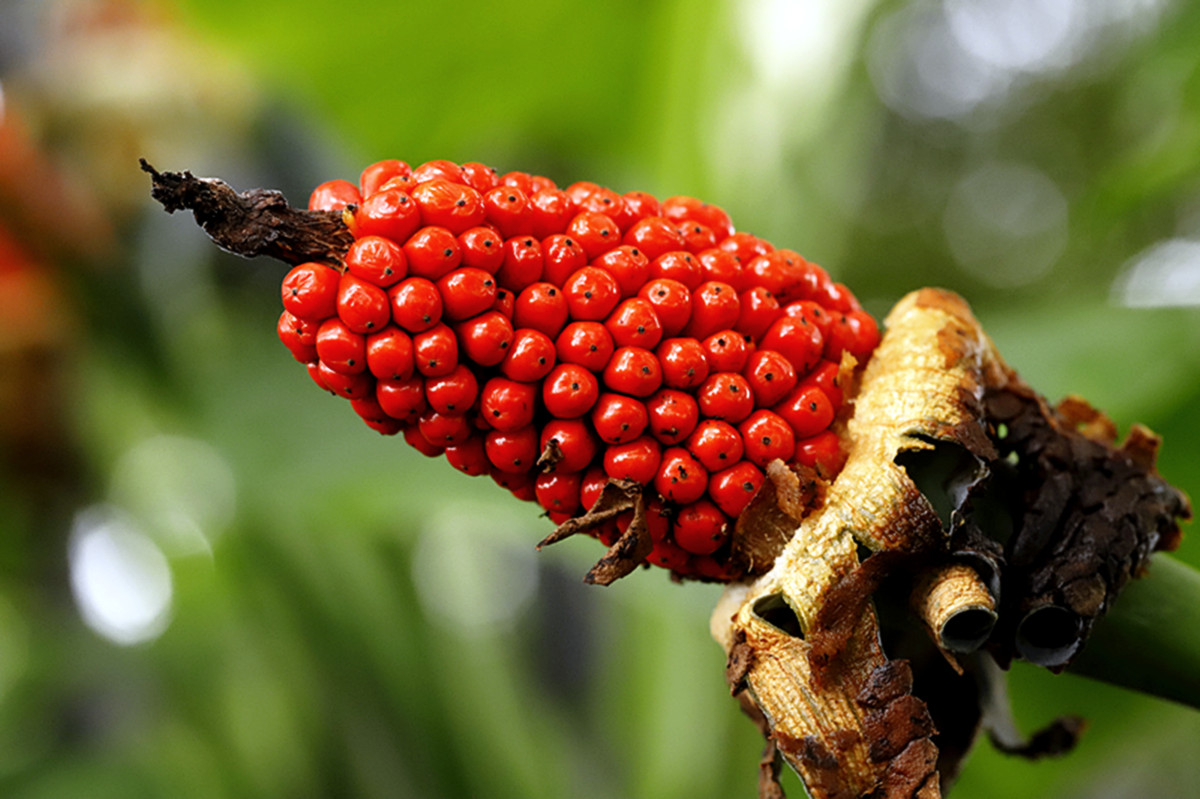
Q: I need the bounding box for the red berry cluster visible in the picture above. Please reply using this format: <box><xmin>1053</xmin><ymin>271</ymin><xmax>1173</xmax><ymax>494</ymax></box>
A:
<box><xmin>277</xmin><ymin>158</ymin><xmax>880</xmax><ymax>579</ymax></box>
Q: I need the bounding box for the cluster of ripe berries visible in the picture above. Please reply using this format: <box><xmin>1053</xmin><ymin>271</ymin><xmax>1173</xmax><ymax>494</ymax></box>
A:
<box><xmin>276</xmin><ymin>158</ymin><xmax>880</xmax><ymax>579</ymax></box>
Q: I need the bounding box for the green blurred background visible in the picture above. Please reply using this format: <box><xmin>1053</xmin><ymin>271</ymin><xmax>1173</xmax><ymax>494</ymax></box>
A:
<box><xmin>1</xmin><ymin>0</ymin><xmax>1198</xmax><ymax>796</ymax></box>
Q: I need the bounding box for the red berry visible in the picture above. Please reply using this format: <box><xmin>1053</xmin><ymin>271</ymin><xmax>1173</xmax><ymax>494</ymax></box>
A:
<box><xmin>746</xmin><ymin>250</ymin><xmax>814</xmax><ymax>301</ymax></box>
<box><xmin>389</xmin><ymin>277</ymin><xmax>443</xmax><ymax>333</ymax></box>
<box><xmin>542</xmin><ymin>364</ymin><xmax>600</xmax><ymax>418</ymax></box>
<box><xmin>622</xmin><ymin>216</ymin><xmax>685</xmax><ymax>260</ymax></box>
<box><xmin>684</xmin><ymin>281</ymin><xmax>740</xmax><ymax>340</ymax></box>
<box><xmin>645</xmin><ymin>389</ymin><xmax>699</xmax><ymax>445</ymax></box>
<box><xmin>686</xmin><ymin>419</ymin><xmax>745</xmax><ymax>472</ymax></box>
<box><xmin>655</xmin><ymin>337</ymin><xmax>710</xmax><ymax>390</ymax></box>
<box><xmin>654</xmin><ymin>447</ymin><xmax>708</xmax><ymax>504</ymax></box>
<box><xmin>677</xmin><ymin>220</ymin><xmax>718</xmax><ymax>253</ymax></box>
<box><xmin>513</xmin><ymin>282</ymin><xmax>569</xmax><ymax>338</ymax></box>
<box><xmin>696</xmin><ymin>248</ymin><xmax>747</xmax><ymax>292</ymax></box>
<box><xmin>354</xmin><ymin>188</ymin><xmax>420</xmax><ymax>243</ymax></box>
<box><xmin>784</xmin><ymin>300</ymin><xmax>832</xmax><ymax>339</ymax></box>
<box><xmin>738</xmin><ymin>409</ymin><xmax>796</xmax><ymax>468</ymax></box>
<box><xmin>458</xmin><ymin>226</ymin><xmax>506</xmax><ymax>273</ymax></box>
<box><xmin>529</xmin><ymin>189</ymin><xmax>575</xmax><ymax>239</ymax></box>
<box><xmin>760</xmin><ymin>315</ymin><xmax>823</xmax><ymax>377</ymax></box>
<box><xmin>424</xmin><ymin>364</ymin><xmax>479</xmax><ymax>415</ymax></box>
<box><xmin>480</xmin><ymin>377</ymin><xmax>537</xmax><ymax>432</ymax></box>
<box><xmin>661</xmin><ymin>196</ymin><xmax>734</xmax><ymax>241</ymax></box>
<box><xmin>535</xmin><ymin>471</ymin><xmax>582</xmax><ymax>515</ymax></box>
<box><xmin>580</xmin><ymin>465</ymin><xmax>609</xmax><ymax>511</ymax></box>
<box><xmin>418</xmin><ymin>409</ymin><xmax>474</xmax><ymax>447</ymax></box>
<box><xmin>736</xmin><ymin>286</ymin><xmax>782</xmax><ymax>340</ymax></box>
<box><xmin>567</xmin><ymin>211</ymin><xmax>621</xmax><ymax>259</ymax></box>
<box><xmin>444</xmin><ymin>437</ymin><xmax>491</xmax><ymax>476</ymax></box>
<box><xmin>411</xmin><ymin>179</ymin><xmax>485</xmax><ymax>234</ymax></box>
<box><xmin>404</xmin><ymin>226</ymin><xmax>462</xmax><ymax>280</ymax></box>
<box><xmin>555</xmin><ymin>320</ymin><xmax>615</xmax><ymax>371</ymax></box>
<box><xmin>492</xmin><ymin>287</ymin><xmax>515</xmax><ymax>319</ymax></box>
<box><xmin>811</xmin><ymin>278</ymin><xmax>859</xmax><ymax>314</ymax></box>
<box><xmin>403</xmin><ymin>422</ymin><xmax>444</xmax><ymax>457</ymax></box>
<box><xmin>277</xmin><ymin>311</ymin><xmax>318</xmax><ymax>362</ymax></box>
<box><xmin>496</xmin><ymin>236</ymin><xmax>544</xmax><ymax>293</ymax></box>
<box><xmin>376</xmin><ymin>376</ymin><xmax>426</xmax><ymax>423</ymax></box>
<box><xmin>774</xmin><ymin>385</ymin><xmax>835</xmax><ymax>439</ymax></box>
<box><xmin>602</xmin><ymin>346</ymin><xmax>662</xmax><ymax>397</ymax></box>
<box><xmin>541</xmin><ymin>234</ymin><xmax>589</xmax><ymax>286</ymax></box>
<box><xmin>719</xmin><ymin>231</ymin><xmax>773</xmax><ymax>265</ymax></box>
<box><xmin>592</xmin><ymin>245</ymin><xmax>650</xmax><ymax>297</ymax></box>
<box><xmin>708</xmin><ymin>460</ymin><xmax>764</xmax><ymax>518</ymax></box>
<box><xmin>350</xmin><ymin>396</ymin><xmax>403</xmax><ymax>435</ymax></box>
<box><xmin>799</xmin><ymin>360</ymin><xmax>843</xmax><ymax>410</ymax></box>
<box><xmin>539</xmin><ymin>419</ymin><xmax>599</xmax><ymax>473</ymax></box>
<box><xmin>702</xmin><ymin>329</ymin><xmax>750</xmax><ymax>373</ymax></box>
<box><xmin>824</xmin><ymin>310</ymin><xmax>880</xmax><ymax>364</ymax></box>
<box><xmin>412</xmin><ymin>323</ymin><xmax>459</xmax><ymax>377</ymax></box>
<box><xmin>637</xmin><ymin>278</ymin><xmax>692</xmax><ymax>336</ymax></box>
<box><xmin>563</xmin><ymin>266</ymin><xmax>621</xmax><ymax>321</ymax></box>
<box><xmin>282</xmin><ymin>262</ymin><xmax>340</xmax><ymax>321</ymax></box>
<box><xmin>459</xmin><ymin>161</ymin><xmax>500</xmax><ymax>193</ymax></box>
<box><xmin>577</xmin><ymin>185</ymin><xmax>624</xmax><ymax>218</ymax></box>
<box><xmin>412</xmin><ymin>159</ymin><xmax>465</xmax><ymax>185</ymax></box>
<box><xmin>485</xmin><ymin>425</ymin><xmax>541</xmax><ymax>473</ymax></box>
<box><xmin>742</xmin><ymin>349</ymin><xmax>797</xmax><ymax>408</ymax></box>
<box><xmin>696</xmin><ymin>372</ymin><xmax>755</xmax><ymax>423</ymax></box>
<box><xmin>604</xmin><ymin>297</ymin><xmax>663</xmax><ymax>349</ymax></box>
<box><xmin>337</xmin><ymin>273</ymin><xmax>391</xmax><ymax>333</ymax></box>
<box><xmin>591</xmin><ymin>393</ymin><xmax>649</xmax><ymax>444</ymax></box>
<box><xmin>360</xmin><ymin>160</ymin><xmax>412</xmax><ymax>196</ymax></box>
<box><xmin>316</xmin><ymin>317</ymin><xmax>367</xmax><ymax>374</ymax></box>
<box><xmin>437</xmin><ymin>268</ymin><xmax>498</xmax><ymax>322</ymax></box>
<box><xmin>614</xmin><ymin>190</ymin><xmax>660</xmax><ymax>230</ymax></box>
<box><xmin>309</xmin><ymin>179</ymin><xmax>361</xmax><ymax>212</ymax></box>
<box><xmin>603</xmin><ymin>436</ymin><xmax>662</xmax><ymax>485</ymax></box>
<box><xmin>346</xmin><ymin>235</ymin><xmax>407</xmax><ymax>287</ymax></box>
<box><xmin>794</xmin><ymin>430</ymin><xmax>846</xmax><ymax>476</ymax></box>
<box><xmin>673</xmin><ymin>499</ymin><xmax>729</xmax><ymax>555</ymax></box>
<box><xmin>313</xmin><ymin>360</ymin><xmax>370</xmax><ymax>398</ymax></box>
<box><xmin>500</xmin><ymin>328</ymin><xmax>557</xmax><ymax>382</ymax></box>
<box><xmin>457</xmin><ymin>310</ymin><xmax>514</xmax><ymax>366</ymax></box>
<box><xmin>647</xmin><ymin>539</ymin><xmax>691</xmax><ymax>572</ymax></box>
<box><xmin>564</xmin><ymin>180</ymin><xmax>601</xmax><ymax>208</ymax></box>
<box><xmin>649</xmin><ymin>251</ymin><xmax>703</xmax><ymax>290</ymax></box>
<box><xmin>480</xmin><ymin>186</ymin><xmax>530</xmax><ymax>237</ymax></box>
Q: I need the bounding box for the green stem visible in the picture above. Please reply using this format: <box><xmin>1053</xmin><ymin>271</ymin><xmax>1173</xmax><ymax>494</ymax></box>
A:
<box><xmin>1069</xmin><ymin>554</ymin><xmax>1200</xmax><ymax>710</ymax></box>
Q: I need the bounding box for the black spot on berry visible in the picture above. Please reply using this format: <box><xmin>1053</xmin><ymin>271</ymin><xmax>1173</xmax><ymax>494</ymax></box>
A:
<box><xmin>637</xmin><ymin>325</ymin><xmax>645</xmax><ymax>333</ymax></box>
<box><xmin>443</xmin><ymin>248</ymin><xmax>453</xmax><ymax>257</ymax></box>
<box><xmin>584</xmin><ymin>291</ymin><xmax>593</xmax><ymax>299</ymax></box>
<box><xmin>507</xmin><ymin>194</ymin><xmax>517</xmax><ymax>202</ymax></box>
<box><xmin>347</xmin><ymin>359</ymin><xmax>355</xmax><ymax>366</ymax></box>
<box><xmin>492</xmin><ymin>409</ymin><xmax>502</xmax><ymax>417</ymax></box>
<box><xmin>548</xmin><ymin>288</ymin><xmax>557</xmax><ymax>296</ymax></box>
<box><xmin>761</xmin><ymin>436</ymin><xmax>771</xmax><ymax>446</ymax></box>
<box><xmin>456</xmin><ymin>199</ymin><xmax>466</xmax><ymax>207</ymax></box>
<box><xmin>571</xmin><ymin>382</ymin><xmax>580</xmax><ymax>390</ymax></box>
<box><xmin>384</xmin><ymin>268</ymin><xmax>394</xmax><ymax>276</ymax></box>
<box><xmin>742</xmin><ymin>481</ymin><xmax>754</xmax><ymax>491</ymax></box>
<box><xmin>809</xmin><ymin>401</ymin><xmax>818</xmax><ymax>411</ymax></box>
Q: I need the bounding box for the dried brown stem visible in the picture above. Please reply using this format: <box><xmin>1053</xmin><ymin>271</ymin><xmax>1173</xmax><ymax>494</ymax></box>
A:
<box><xmin>140</xmin><ymin>159</ymin><xmax>353</xmax><ymax>266</ymax></box>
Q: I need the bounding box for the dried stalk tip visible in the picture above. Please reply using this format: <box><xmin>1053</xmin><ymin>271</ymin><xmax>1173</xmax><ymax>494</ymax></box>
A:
<box><xmin>714</xmin><ymin>288</ymin><xmax>1189</xmax><ymax>799</ymax></box>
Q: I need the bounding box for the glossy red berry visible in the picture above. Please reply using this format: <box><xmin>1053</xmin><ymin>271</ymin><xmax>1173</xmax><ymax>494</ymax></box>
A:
<box><xmin>824</xmin><ymin>309</ymin><xmax>880</xmax><ymax>364</ymax></box>
<box><xmin>277</xmin><ymin>311</ymin><xmax>318</xmax><ymax>362</ymax></box>
<box><xmin>424</xmin><ymin>364</ymin><xmax>479</xmax><ymax>415</ymax></box>
<box><xmin>458</xmin><ymin>226</ymin><xmax>506</xmax><ymax>273</ymax></box>
<box><xmin>799</xmin><ymin>360</ymin><xmax>843</xmax><ymax>410</ymax></box>
<box><xmin>535</xmin><ymin>471</ymin><xmax>582</xmax><ymax>515</ymax></box>
<box><xmin>529</xmin><ymin>189</ymin><xmax>575</xmax><ymax>239</ymax></box>
<box><xmin>354</xmin><ymin>188</ymin><xmax>420</xmax><ymax>243</ymax></box>
<box><xmin>708</xmin><ymin>460</ymin><xmax>764</xmax><ymax>518</ymax></box>
<box><xmin>759</xmin><ymin>314</ymin><xmax>823</xmax><ymax>377</ymax></box>
<box><xmin>485</xmin><ymin>425</ymin><xmax>541</xmax><ymax>473</ymax></box>
<box><xmin>736</xmin><ymin>286</ymin><xmax>782</xmax><ymax>340</ymax></box>
<box><xmin>590</xmin><ymin>393</ymin><xmax>649</xmax><ymax>444</ymax></box>
<box><xmin>316</xmin><ymin>317</ymin><xmax>367</xmax><ymax>374</ymax></box>
<box><xmin>577</xmin><ymin>185</ymin><xmax>624</xmax><ymax>218</ymax></box>
<box><xmin>661</xmin><ymin>196</ymin><xmax>734</xmax><ymax>241</ymax></box>
<box><xmin>513</xmin><ymin>282</ymin><xmax>569</xmax><ymax>338</ymax></box>
<box><xmin>794</xmin><ymin>430</ymin><xmax>846</xmax><ymax>476</ymax></box>
<box><xmin>337</xmin><ymin>273</ymin><xmax>391</xmax><ymax>333</ymax></box>
<box><xmin>482</xmin><ymin>185</ymin><xmax>533</xmax><ymax>238</ymax></box>
<box><xmin>376</xmin><ymin>376</ymin><xmax>426</xmax><ymax>423</ymax></box>
<box><xmin>719</xmin><ymin>231</ymin><xmax>773</xmax><ymax>265</ymax></box>
<box><xmin>403</xmin><ymin>422</ymin><xmax>444</xmax><ymax>457</ymax></box>
<box><xmin>684</xmin><ymin>281</ymin><xmax>741</xmax><ymax>340</ymax></box>
<box><xmin>649</xmin><ymin>251</ymin><xmax>703</xmax><ymax>290</ymax></box>
<box><xmin>459</xmin><ymin>161</ymin><xmax>499</xmax><ymax>193</ymax></box>
<box><xmin>685</xmin><ymin>419</ymin><xmax>744</xmax><ymax>472</ymax></box>
<box><xmin>774</xmin><ymin>384</ymin><xmax>835</xmax><ymax>439</ymax></box>
<box><xmin>444</xmin><ymin>437</ymin><xmax>491</xmax><ymax>476</ymax></box>
<box><xmin>738</xmin><ymin>409</ymin><xmax>796</xmax><ymax>468</ymax></box>
<box><xmin>567</xmin><ymin>211</ymin><xmax>621</xmax><ymax>259</ymax></box>
<box><xmin>645</xmin><ymin>389</ymin><xmax>699</xmax><ymax>445</ymax></box>
<box><xmin>614</xmin><ymin>190</ymin><xmax>660</xmax><ymax>230</ymax></box>
<box><xmin>412</xmin><ymin>159</ymin><xmax>465</xmax><ymax>185</ymax></box>
<box><xmin>480</xmin><ymin>377</ymin><xmax>537</xmax><ymax>432</ymax></box>
<box><xmin>492</xmin><ymin>466</ymin><xmax>535</xmax><ymax>500</ymax></box>
<box><xmin>742</xmin><ymin>349</ymin><xmax>797</xmax><ymax>408</ymax></box>
<box><xmin>437</xmin><ymin>268</ymin><xmax>498</xmax><ymax>322</ymax></box>
<box><xmin>500</xmin><ymin>328</ymin><xmax>557</xmax><ymax>382</ymax></box>
<box><xmin>604</xmin><ymin>298</ymin><xmax>663</xmax><ymax>349</ymax></box>
<box><xmin>404</xmin><ymin>226</ymin><xmax>462</xmax><ymax>280</ymax></box>
<box><xmin>411</xmin><ymin>179</ymin><xmax>485</xmax><ymax>234</ymax></box>
<box><xmin>496</xmin><ymin>236</ymin><xmax>544</xmax><ymax>293</ymax></box>
<box><xmin>412</xmin><ymin>323</ymin><xmax>459</xmax><ymax>377</ymax></box>
<box><xmin>656</xmin><ymin>337</ymin><xmax>710</xmax><ymax>390</ymax></box>
<box><xmin>309</xmin><ymin>179</ymin><xmax>361</xmax><ymax>212</ymax></box>
<box><xmin>315</xmin><ymin>362</ymin><xmax>372</xmax><ymax>399</ymax></box>
<box><xmin>541</xmin><ymin>234</ymin><xmax>589</xmax><ymax>285</ymax></box>
<box><xmin>542</xmin><ymin>364</ymin><xmax>600</xmax><ymax>418</ymax></box>
<box><xmin>672</xmin><ymin>499</ymin><xmax>729</xmax><ymax>555</ymax></box>
<box><xmin>563</xmin><ymin>266</ymin><xmax>621</xmax><ymax>321</ymax></box>
<box><xmin>647</xmin><ymin>539</ymin><xmax>691</xmax><ymax>572</ymax></box>
<box><xmin>603</xmin><ymin>436</ymin><xmax>662</xmax><ymax>485</ymax></box>
<box><xmin>388</xmin><ymin>277</ymin><xmax>443</xmax><ymax>333</ymax></box>
<box><xmin>555</xmin><ymin>321</ymin><xmax>615</xmax><ymax>371</ymax></box>
<box><xmin>579</xmin><ymin>465</ymin><xmax>609</xmax><ymax>511</ymax></box>
<box><xmin>592</xmin><ymin>245</ymin><xmax>650</xmax><ymax>297</ymax></box>
<box><xmin>702</xmin><ymin>329</ymin><xmax>750</xmax><ymax>373</ymax></box>
<box><xmin>539</xmin><ymin>418</ymin><xmax>599</xmax><ymax>473</ymax></box>
<box><xmin>602</xmin><ymin>346</ymin><xmax>662</xmax><ymax>397</ymax></box>
<box><xmin>457</xmin><ymin>311</ymin><xmax>514</xmax><ymax>367</ymax></box>
<box><xmin>696</xmin><ymin>248</ymin><xmax>746</xmax><ymax>292</ymax></box>
<box><xmin>418</xmin><ymin>409</ymin><xmax>474</xmax><ymax>447</ymax></box>
<box><xmin>654</xmin><ymin>447</ymin><xmax>708</xmax><ymax>504</ymax></box>
<box><xmin>346</xmin><ymin>235</ymin><xmax>407</xmax><ymax>287</ymax></box>
<box><xmin>637</xmin><ymin>278</ymin><xmax>692</xmax><ymax>337</ymax></box>
<box><xmin>359</xmin><ymin>160</ymin><xmax>411</xmax><ymax>196</ymax></box>
<box><xmin>696</xmin><ymin>372</ymin><xmax>755</xmax><ymax>423</ymax></box>
<box><xmin>350</xmin><ymin>396</ymin><xmax>403</xmax><ymax>435</ymax></box>
<box><xmin>282</xmin><ymin>262</ymin><xmax>340</xmax><ymax>321</ymax></box>
<box><xmin>622</xmin><ymin>216</ymin><xmax>685</xmax><ymax>260</ymax></box>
